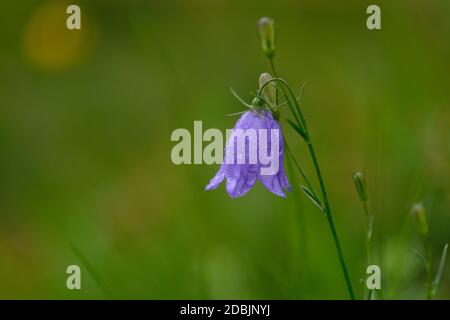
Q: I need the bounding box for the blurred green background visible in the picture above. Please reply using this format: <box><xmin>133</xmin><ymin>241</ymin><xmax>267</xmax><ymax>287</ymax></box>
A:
<box><xmin>1</xmin><ymin>0</ymin><xmax>449</xmax><ymax>299</ymax></box>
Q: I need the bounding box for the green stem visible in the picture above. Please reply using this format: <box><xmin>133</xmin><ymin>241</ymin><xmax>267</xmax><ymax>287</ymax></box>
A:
<box><xmin>362</xmin><ymin>201</ymin><xmax>371</xmax><ymax>264</ymax></box>
<box><xmin>306</xmin><ymin>141</ymin><xmax>355</xmax><ymax>300</ymax></box>
<box><xmin>269</xmin><ymin>58</ymin><xmax>280</xmax><ymax>112</ymax></box>
<box><xmin>424</xmin><ymin>240</ymin><xmax>433</xmax><ymax>299</ymax></box>
<box><xmin>259</xmin><ymin>76</ymin><xmax>355</xmax><ymax>299</ymax></box>
<box><xmin>269</xmin><ymin>58</ymin><xmax>277</xmax><ymax>77</ymax></box>
<box><xmin>362</xmin><ymin>200</ymin><xmax>373</xmax><ymax>299</ymax></box>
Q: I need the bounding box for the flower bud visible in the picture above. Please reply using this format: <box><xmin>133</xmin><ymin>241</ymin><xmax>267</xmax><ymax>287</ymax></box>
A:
<box><xmin>411</xmin><ymin>202</ymin><xmax>429</xmax><ymax>238</ymax></box>
<box><xmin>259</xmin><ymin>72</ymin><xmax>276</xmax><ymax>107</ymax></box>
<box><xmin>258</xmin><ymin>17</ymin><xmax>276</xmax><ymax>59</ymax></box>
<box><xmin>352</xmin><ymin>171</ymin><xmax>368</xmax><ymax>201</ymax></box>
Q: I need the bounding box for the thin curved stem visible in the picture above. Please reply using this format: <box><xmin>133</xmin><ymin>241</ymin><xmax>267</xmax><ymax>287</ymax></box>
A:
<box><xmin>230</xmin><ymin>87</ymin><xmax>252</xmax><ymax>108</ymax></box>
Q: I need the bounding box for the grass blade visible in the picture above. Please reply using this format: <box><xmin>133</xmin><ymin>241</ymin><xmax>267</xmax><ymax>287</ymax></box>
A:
<box><xmin>69</xmin><ymin>242</ymin><xmax>114</xmax><ymax>299</ymax></box>
<box><xmin>432</xmin><ymin>243</ymin><xmax>448</xmax><ymax>296</ymax></box>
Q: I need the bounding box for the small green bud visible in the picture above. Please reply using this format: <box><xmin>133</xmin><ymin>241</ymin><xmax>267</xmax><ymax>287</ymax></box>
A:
<box><xmin>258</xmin><ymin>17</ymin><xmax>276</xmax><ymax>59</ymax></box>
<box><xmin>352</xmin><ymin>171</ymin><xmax>368</xmax><ymax>201</ymax></box>
<box><xmin>411</xmin><ymin>202</ymin><xmax>429</xmax><ymax>238</ymax></box>
<box><xmin>258</xmin><ymin>72</ymin><xmax>276</xmax><ymax>108</ymax></box>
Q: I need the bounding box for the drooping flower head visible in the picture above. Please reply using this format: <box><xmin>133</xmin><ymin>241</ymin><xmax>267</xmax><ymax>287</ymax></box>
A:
<box><xmin>205</xmin><ymin>74</ymin><xmax>291</xmax><ymax>198</ymax></box>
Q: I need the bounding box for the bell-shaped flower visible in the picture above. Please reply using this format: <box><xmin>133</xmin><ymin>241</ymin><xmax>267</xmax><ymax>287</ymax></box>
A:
<box><xmin>205</xmin><ymin>109</ymin><xmax>291</xmax><ymax>198</ymax></box>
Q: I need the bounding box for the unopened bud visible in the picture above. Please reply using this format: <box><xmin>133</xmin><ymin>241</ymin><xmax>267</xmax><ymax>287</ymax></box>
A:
<box><xmin>258</xmin><ymin>17</ymin><xmax>276</xmax><ymax>59</ymax></box>
<box><xmin>352</xmin><ymin>171</ymin><xmax>368</xmax><ymax>201</ymax></box>
<box><xmin>258</xmin><ymin>72</ymin><xmax>276</xmax><ymax>108</ymax></box>
<box><xmin>411</xmin><ymin>202</ymin><xmax>429</xmax><ymax>238</ymax></box>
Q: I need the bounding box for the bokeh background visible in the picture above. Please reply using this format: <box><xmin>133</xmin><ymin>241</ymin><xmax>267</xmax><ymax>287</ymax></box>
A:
<box><xmin>1</xmin><ymin>0</ymin><xmax>449</xmax><ymax>299</ymax></box>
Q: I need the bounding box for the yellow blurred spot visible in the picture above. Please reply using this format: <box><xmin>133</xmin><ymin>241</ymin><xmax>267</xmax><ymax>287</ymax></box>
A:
<box><xmin>23</xmin><ymin>2</ymin><xmax>93</xmax><ymax>71</ymax></box>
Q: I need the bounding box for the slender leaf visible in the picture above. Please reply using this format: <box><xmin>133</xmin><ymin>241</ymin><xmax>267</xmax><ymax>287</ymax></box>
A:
<box><xmin>286</xmin><ymin>119</ymin><xmax>307</xmax><ymax>141</ymax></box>
<box><xmin>284</xmin><ymin>139</ymin><xmax>316</xmax><ymax>195</ymax></box>
<box><xmin>301</xmin><ymin>185</ymin><xmax>325</xmax><ymax>213</ymax></box>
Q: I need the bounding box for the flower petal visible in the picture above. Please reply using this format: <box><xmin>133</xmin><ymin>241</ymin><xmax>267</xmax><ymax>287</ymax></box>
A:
<box><xmin>205</xmin><ymin>109</ymin><xmax>291</xmax><ymax>198</ymax></box>
<box><xmin>259</xmin><ymin>174</ymin><xmax>286</xmax><ymax>197</ymax></box>
<box><xmin>205</xmin><ymin>164</ymin><xmax>226</xmax><ymax>190</ymax></box>
<box><xmin>278</xmin><ymin>164</ymin><xmax>292</xmax><ymax>191</ymax></box>
<box><xmin>226</xmin><ymin>166</ymin><xmax>257</xmax><ymax>198</ymax></box>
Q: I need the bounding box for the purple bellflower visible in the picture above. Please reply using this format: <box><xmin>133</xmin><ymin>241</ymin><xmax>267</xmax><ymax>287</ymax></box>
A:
<box><xmin>205</xmin><ymin>109</ymin><xmax>291</xmax><ymax>198</ymax></box>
